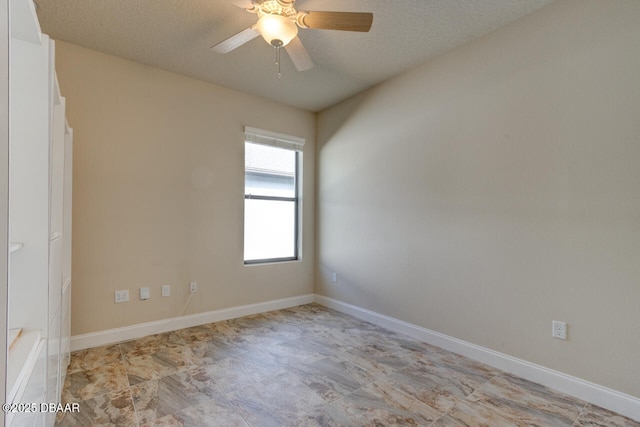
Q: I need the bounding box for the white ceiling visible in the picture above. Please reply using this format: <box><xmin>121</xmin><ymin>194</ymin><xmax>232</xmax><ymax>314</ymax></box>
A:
<box><xmin>35</xmin><ymin>0</ymin><xmax>555</xmax><ymax>112</ymax></box>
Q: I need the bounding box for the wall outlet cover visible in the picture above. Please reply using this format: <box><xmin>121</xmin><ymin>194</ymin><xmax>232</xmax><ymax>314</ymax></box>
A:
<box><xmin>139</xmin><ymin>287</ymin><xmax>150</xmax><ymax>300</ymax></box>
<box><xmin>115</xmin><ymin>290</ymin><xmax>129</xmax><ymax>303</ymax></box>
<box><xmin>552</xmin><ymin>320</ymin><xmax>567</xmax><ymax>340</ymax></box>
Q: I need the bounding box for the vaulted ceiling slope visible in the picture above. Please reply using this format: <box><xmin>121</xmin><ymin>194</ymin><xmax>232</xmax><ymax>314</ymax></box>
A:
<box><xmin>35</xmin><ymin>0</ymin><xmax>555</xmax><ymax>112</ymax></box>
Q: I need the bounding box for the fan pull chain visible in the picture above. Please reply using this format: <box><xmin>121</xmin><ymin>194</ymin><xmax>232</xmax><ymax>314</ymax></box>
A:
<box><xmin>271</xmin><ymin>39</ymin><xmax>284</xmax><ymax>78</ymax></box>
<box><xmin>275</xmin><ymin>45</ymin><xmax>281</xmax><ymax>78</ymax></box>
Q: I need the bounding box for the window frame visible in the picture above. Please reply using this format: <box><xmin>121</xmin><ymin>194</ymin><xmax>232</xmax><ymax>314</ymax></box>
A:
<box><xmin>243</xmin><ymin>127</ymin><xmax>303</xmax><ymax>265</ymax></box>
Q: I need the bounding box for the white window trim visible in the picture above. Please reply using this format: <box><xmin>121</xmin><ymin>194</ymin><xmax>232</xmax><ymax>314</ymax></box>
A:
<box><xmin>244</xmin><ymin>126</ymin><xmax>304</xmax><ymax>152</ymax></box>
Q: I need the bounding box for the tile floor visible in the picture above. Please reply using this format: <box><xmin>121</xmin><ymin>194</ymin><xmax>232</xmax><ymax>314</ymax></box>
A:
<box><xmin>56</xmin><ymin>304</ymin><xmax>639</xmax><ymax>426</ymax></box>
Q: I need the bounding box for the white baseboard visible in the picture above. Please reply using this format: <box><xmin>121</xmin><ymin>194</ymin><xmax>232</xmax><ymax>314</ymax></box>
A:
<box><xmin>70</xmin><ymin>294</ymin><xmax>314</xmax><ymax>352</ymax></box>
<box><xmin>314</xmin><ymin>295</ymin><xmax>640</xmax><ymax>422</ymax></box>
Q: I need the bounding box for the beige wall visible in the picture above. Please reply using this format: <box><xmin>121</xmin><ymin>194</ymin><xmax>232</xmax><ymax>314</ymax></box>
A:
<box><xmin>316</xmin><ymin>0</ymin><xmax>640</xmax><ymax>398</ymax></box>
<box><xmin>55</xmin><ymin>42</ymin><xmax>315</xmax><ymax>335</ymax></box>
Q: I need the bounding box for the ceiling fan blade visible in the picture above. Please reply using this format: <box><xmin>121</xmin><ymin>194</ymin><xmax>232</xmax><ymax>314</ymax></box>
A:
<box><xmin>285</xmin><ymin>37</ymin><xmax>314</xmax><ymax>71</ymax></box>
<box><xmin>211</xmin><ymin>26</ymin><xmax>259</xmax><ymax>53</ymax></box>
<box><xmin>229</xmin><ymin>0</ymin><xmax>255</xmax><ymax>10</ymax></box>
<box><xmin>298</xmin><ymin>11</ymin><xmax>373</xmax><ymax>32</ymax></box>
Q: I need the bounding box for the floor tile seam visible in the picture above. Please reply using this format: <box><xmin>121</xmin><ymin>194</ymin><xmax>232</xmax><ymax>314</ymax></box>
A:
<box><xmin>338</xmin><ymin>358</ymin><xmax>384</xmax><ymax>390</ymax></box>
<box><xmin>490</xmin><ymin>371</ymin><xmax>590</xmax><ymax>415</ymax></box>
<box><xmin>364</xmin><ymin>377</ymin><xmax>448</xmax><ymax>422</ymax></box>
<box><xmin>295</xmin><ymin>373</ymin><xmax>362</xmax><ymax>407</ymax></box>
<box><xmin>224</xmin><ymin>389</ymin><xmax>292</xmax><ymax>427</ymax></box>
<box><xmin>129</xmin><ymin>384</ymin><xmax>206</xmax><ymax>426</ymax></box>
<box><xmin>570</xmin><ymin>401</ymin><xmax>592</xmax><ymax>426</ymax></box>
<box><xmin>436</xmin><ymin>385</ymin><xmax>509</xmax><ymax>427</ymax></box>
<box><xmin>454</xmin><ymin>377</ymin><xmax>492</xmax><ymax>409</ymax></box>
<box><xmin>120</xmin><ymin>343</ymin><xmax>194</xmax><ymax>361</ymax></box>
<box><xmin>128</xmin><ymin>380</ymin><xmax>155</xmax><ymax>416</ymax></box>
<box><xmin>170</xmin><ymin>396</ymin><xmax>247</xmax><ymax>426</ymax></box>
<box><xmin>481</xmin><ymin>373</ymin><xmax>502</xmax><ymax>388</ymax></box>
<box><xmin>66</xmin><ymin>384</ymin><xmax>132</xmax><ymax>410</ymax></box>
<box><xmin>457</xmin><ymin>379</ymin><xmax>584</xmax><ymax>427</ymax></box>
<box><xmin>320</xmin><ymin>359</ymin><xmax>376</xmax><ymax>391</ymax></box>
<box><xmin>122</xmin><ymin>342</ymin><xmax>199</xmax><ymax>364</ymax></box>
<box><xmin>257</xmin><ymin>367</ymin><xmax>337</xmax><ymax>413</ymax></box>
<box><xmin>138</xmin><ymin>396</ymin><xmax>210</xmax><ymax>425</ymax></box>
<box><xmin>285</xmin><ymin>366</ymin><xmax>331</xmax><ymax>397</ymax></box>
<box><xmin>117</xmin><ymin>341</ymin><xmax>144</xmax><ymax>364</ymax></box>
<box><xmin>126</xmin><ymin>384</ymin><xmax>141</xmax><ymax>427</ymax></box>
<box><xmin>128</xmin><ymin>360</ymin><xmax>233</xmax><ymax>409</ymax></box>
<box><xmin>201</xmin><ymin>370</ymin><xmax>248</xmax><ymax>400</ymax></box>
<box><xmin>472</xmin><ymin>372</ymin><xmax>521</xmax><ymax>399</ymax></box>
<box><xmin>426</xmin><ymin>412</ymin><xmax>449</xmax><ymax>427</ymax></box>
<box><xmin>329</xmin><ymin>382</ymin><xmax>442</xmax><ymax>427</ymax></box>
<box><xmin>126</xmin><ymin>361</ymin><xmax>207</xmax><ymax>390</ymax></box>
<box><xmin>65</xmin><ymin>348</ymin><xmax>127</xmax><ymax>389</ymax></box>
<box><xmin>65</xmin><ymin>357</ymin><xmax>129</xmax><ymax>378</ymax></box>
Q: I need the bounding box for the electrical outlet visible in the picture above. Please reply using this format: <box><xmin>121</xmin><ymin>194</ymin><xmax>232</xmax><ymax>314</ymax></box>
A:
<box><xmin>115</xmin><ymin>290</ymin><xmax>129</xmax><ymax>303</ymax></box>
<box><xmin>139</xmin><ymin>287</ymin><xmax>150</xmax><ymax>300</ymax></box>
<box><xmin>552</xmin><ymin>320</ymin><xmax>567</xmax><ymax>340</ymax></box>
<box><xmin>162</xmin><ymin>285</ymin><xmax>170</xmax><ymax>297</ymax></box>
<box><xmin>190</xmin><ymin>282</ymin><xmax>198</xmax><ymax>294</ymax></box>
<box><xmin>332</xmin><ymin>272</ymin><xmax>337</xmax><ymax>283</ymax></box>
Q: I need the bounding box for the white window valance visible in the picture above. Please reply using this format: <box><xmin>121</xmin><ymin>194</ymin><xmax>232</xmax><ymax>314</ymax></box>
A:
<box><xmin>244</xmin><ymin>126</ymin><xmax>305</xmax><ymax>152</ymax></box>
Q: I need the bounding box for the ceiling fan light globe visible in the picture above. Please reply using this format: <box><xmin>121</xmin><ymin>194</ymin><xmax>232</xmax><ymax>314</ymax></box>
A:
<box><xmin>257</xmin><ymin>14</ymin><xmax>298</xmax><ymax>46</ymax></box>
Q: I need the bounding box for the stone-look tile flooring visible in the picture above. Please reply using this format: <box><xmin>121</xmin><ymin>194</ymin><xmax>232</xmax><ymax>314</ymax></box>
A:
<box><xmin>56</xmin><ymin>304</ymin><xmax>639</xmax><ymax>426</ymax></box>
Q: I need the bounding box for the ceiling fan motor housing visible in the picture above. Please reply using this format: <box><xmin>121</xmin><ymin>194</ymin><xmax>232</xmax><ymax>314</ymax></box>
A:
<box><xmin>256</xmin><ymin>13</ymin><xmax>298</xmax><ymax>46</ymax></box>
<box><xmin>255</xmin><ymin>0</ymin><xmax>297</xmax><ymax>19</ymax></box>
<box><xmin>252</xmin><ymin>0</ymin><xmax>300</xmax><ymax>46</ymax></box>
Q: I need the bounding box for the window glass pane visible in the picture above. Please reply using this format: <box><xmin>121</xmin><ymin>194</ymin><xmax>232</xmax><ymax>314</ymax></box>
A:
<box><xmin>245</xmin><ymin>142</ymin><xmax>296</xmax><ymax>198</ymax></box>
<box><xmin>244</xmin><ymin>199</ymin><xmax>295</xmax><ymax>261</ymax></box>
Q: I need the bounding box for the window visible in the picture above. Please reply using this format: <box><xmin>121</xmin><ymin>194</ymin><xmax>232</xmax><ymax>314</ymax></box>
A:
<box><xmin>244</xmin><ymin>127</ymin><xmax>303</xmax><ymax>264</ymax></box>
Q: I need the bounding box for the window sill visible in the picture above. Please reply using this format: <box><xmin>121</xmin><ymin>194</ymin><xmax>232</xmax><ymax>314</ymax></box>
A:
<box><xmin>244</xmin><ymin>257</ymin><xmax>301</xmax><ymax>266</ymax></box>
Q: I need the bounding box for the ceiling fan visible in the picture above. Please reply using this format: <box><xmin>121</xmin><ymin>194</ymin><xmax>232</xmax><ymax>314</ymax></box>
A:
<box><xmin>211</xmin><ymin>0</ymin><xmax>373</xmax><ymax>74</ymax></box>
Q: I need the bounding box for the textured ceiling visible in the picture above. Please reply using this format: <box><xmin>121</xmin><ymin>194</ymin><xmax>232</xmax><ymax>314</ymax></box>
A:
<box><xmin>35</xmin><ymin>0</ymin><xmax>555</xmax><ymax>112</ymax></box>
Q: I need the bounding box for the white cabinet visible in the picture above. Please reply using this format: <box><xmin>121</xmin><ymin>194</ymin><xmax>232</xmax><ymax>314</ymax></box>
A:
<box><xmin>7</xmin><ymin>0</ymin><xmax>72</xmax><ymax>425</ymax></box>
<box><xmin>61</xmin><ymin>123</ymin><xmax>73</xmax><ymax>385</ymax></box>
